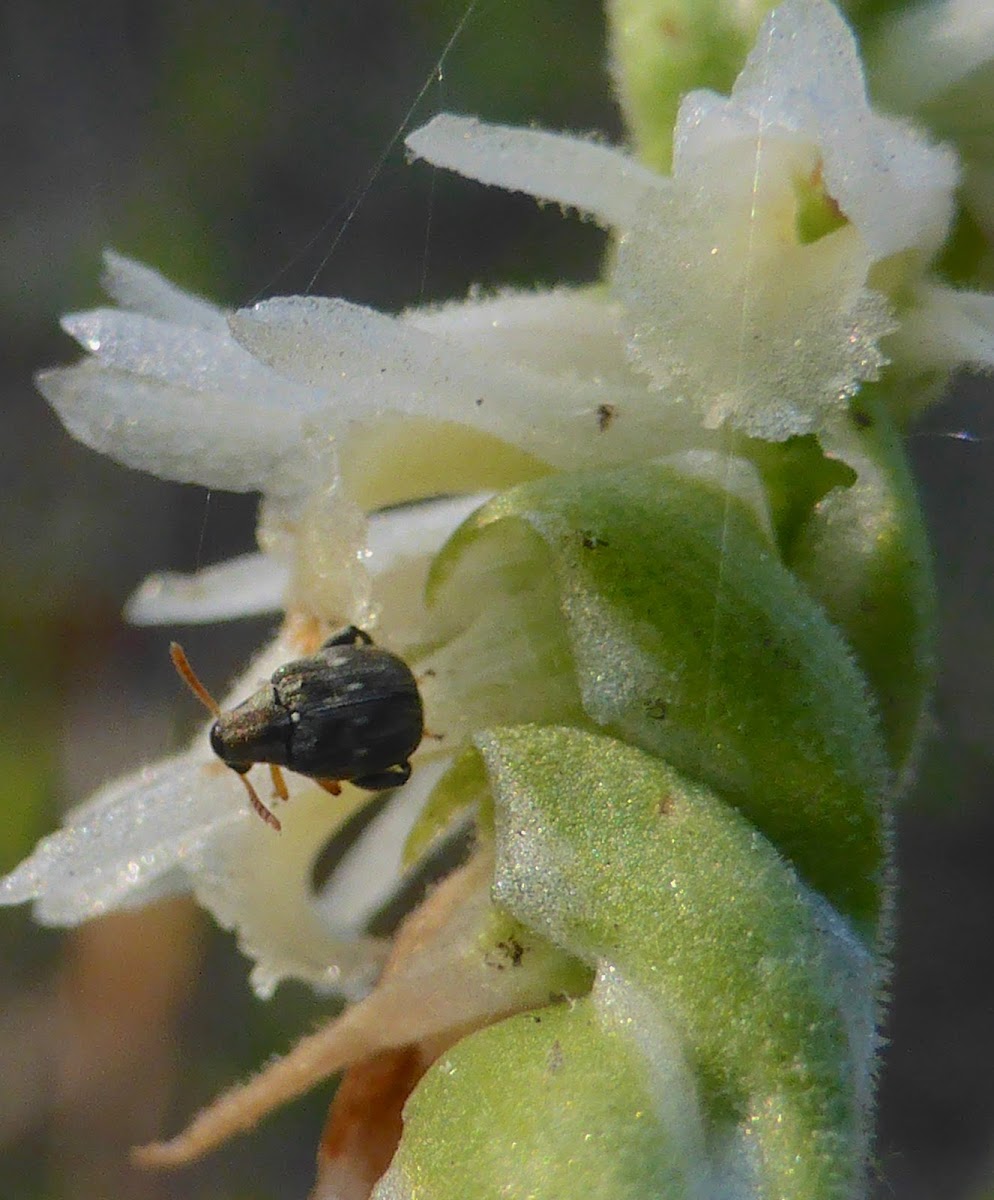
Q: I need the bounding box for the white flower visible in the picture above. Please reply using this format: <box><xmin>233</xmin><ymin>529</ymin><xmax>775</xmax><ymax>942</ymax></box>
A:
<box><xmin>407</xmin><ymin>0</ymin><xmax>963</xmax><ymax>437</ymax></box>
<box><xmin>4</xmin><ymin>0</ymin><xmax>991</xmax><ymax>999</ymax></box>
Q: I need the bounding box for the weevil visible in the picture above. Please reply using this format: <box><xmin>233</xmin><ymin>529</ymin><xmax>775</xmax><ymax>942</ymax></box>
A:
<box><xmin>171</xmin><ymin>626</ymin><xmax>424</xmax><ymax>831</ymax></box>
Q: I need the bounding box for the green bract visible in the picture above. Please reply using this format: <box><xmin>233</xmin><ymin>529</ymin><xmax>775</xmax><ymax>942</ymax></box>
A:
<box><xmin>386</xmin><ymin>441</ymin><xmax>899</xmax><ymax>1196</ymax></box>
<box><xmin>381</xmin><ymin>993</ymin><xmax>706</xmax><ymax>1200</ymax></box>
<box><xmin>422</xmin><ymin>457</ymin><xmax>889</xmax><ymax>934</ymax></box>
<box><xmin>383</xmin><ymin>726</ymin><xmax>877</xmax><ymax>1200</ymax></box>
<box><xmin>790</xmin><ymin>395</ymin><xmax>936</xmax><ymax>777</ymax></box>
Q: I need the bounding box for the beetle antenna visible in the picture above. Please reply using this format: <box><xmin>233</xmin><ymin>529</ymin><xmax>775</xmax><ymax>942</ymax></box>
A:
<box><xmin>170</xmin><ymin>643</ymin><xmax>221</xmax><ymax>717</ymax></box>
<box><xmin>169</xmin><ymin>643</ymin><xmax>283</xmax><ymax>832</ymax></box>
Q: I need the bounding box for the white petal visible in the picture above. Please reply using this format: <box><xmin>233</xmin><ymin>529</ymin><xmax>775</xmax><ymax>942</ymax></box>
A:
<box><xmin>609</xmin><ymin>0</ymin><xmax>955</xmax><ymax>437</ymax></box>
<box><xmin>231</xmin><ymin>295</ymin><xmax>705</xmax><ymax>483</ymax></box>
<box><xmin>125</xmin><ymin>553</ymin><xmax>290</xmax><ymax>626</ymax></box>
<box><xmin>365</xmin><ymin>494</ymin><xmax>490</xmax><ymax>575</ymax></box>
<box><xmin>187</xmin><ymin>780</ymin><xmax>390</xmax><ymax>1000</ymax></box>
<box><xmin>406</xmin><ymin>287</ymin><xmax>637</xmax><ymax>386</ymax></box>
<box><xmin>0</xmin><ymin>635</ymin><xmax>294</xmax><ymax>924</ymax></box>
<box><xmin>405</xmin><ymin>113</ymin><xmax>665</xmax><ymax>229</ymax></box>
<box><xmin>350</xmin><ymin>494</ymin><xmax>491</xmax><ymax>647</ymax></box>
<box><xmin>0</xmin><ymin>754</ymin><xmax>244</xmax><ymax>925</ymax></box>
<box><xmin>101</xmin><ymin>250</ymin><xmax>228</xmax><ymax>332</ymax></box>
<box><xmin>615</xmin><ymin>141</ymin><xmax>894</xmax><ymax>438</ymax></box>
<box><xmin>720</xmin><ymin>0</ymin><xmax>957</xmax><ymax>259</ymax></box>
<box><xmin>122</xmin><ymin>492</ymin><xmax>485</xmax><ymax>631</ymax></box>
<box><xmin>61</xmin><ymin>308</ymin><xmax>321</xmax><ymax>412</ymax></box>
<box><xmin>37</xmin><ymin>361</ymin><xmax>311</xmax><ymax>494</ymax></box>
<box><xmin>230</xmin><ymin>294</ymin><xmax>538</xmax><ymax>434</ymax></box>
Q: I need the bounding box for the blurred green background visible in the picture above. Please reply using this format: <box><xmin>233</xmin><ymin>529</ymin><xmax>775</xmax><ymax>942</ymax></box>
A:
<box><xmin>2</xmin><ymin>2</ymin><xmax>994</xmax><ymax>1198</ymax></box>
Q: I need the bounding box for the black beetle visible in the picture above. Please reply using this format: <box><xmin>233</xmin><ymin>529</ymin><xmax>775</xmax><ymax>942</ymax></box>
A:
<box><xmin>171</xmin><ymin>626</ymin><xmax>424</xmax><ymax>831</ymax></box>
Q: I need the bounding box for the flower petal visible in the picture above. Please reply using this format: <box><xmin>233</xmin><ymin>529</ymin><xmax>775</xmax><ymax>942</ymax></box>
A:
<box><xmin>615</xmin><ymin>144</ymin><xmax>894</xmax><ymax>437</ymax></box>
<box><xmin>366</xmin><ymin>494</ymin><xmax>491</xmax><ymax>576</ymax></box>
<box><xmin>405</xmin><ymin>114</ymin><xmax>664</xmax><ymax>229</ymax></box>
<box><xmin>231</xmin><ymin>295</ymin><xmax>715</xmax><ymax>502</ymax></box>
<box><xmin>229</xmin><ymin>295</ymin><xmax>585</xmax><ymax>452</ymax></box>
<box><xmin>60</xmin><ymin>308</ymin><xmax>321</xmax><ymax>415</ymax></box>
<box><xmin>123</xmin><ymin>499</ymin><xmax>491</xmax><ymax>628</ymax></box>
<box><xmin>406</xmin><ymin>287</ymin><xmax>636</xmax><ymax>386</ymax></box>
<box><xmin>722</xmin><ymin>0</ymin><xmax>957</xmax><ymax>260</ymax></box>
<box><xmin>37</xmin><ymin>361</ymin><xmax>312</xmax><ymax>494</ymax></box>
<box><xmin>606</xmin><ymin>0</ymin><xmax>956</xmax><ymax>438</ymax></box>
<box><xmin>0</xmin><ymin>754</ymin><xmax>244</xmax><ymax>925</ymax></box>
<box><xmin>187</xmin><ymin>780</ymin><xmax>391</xmax><ymax>1000</ymax></box>
<box><xmin>101</xmin><ymin>250</ymin><xmax>228</xmax><ymax>332</ymax></box>
<box><xmin>125</xmin><ymin>553</ymin><xmax>290</xmax><ymax>625</ymax></box>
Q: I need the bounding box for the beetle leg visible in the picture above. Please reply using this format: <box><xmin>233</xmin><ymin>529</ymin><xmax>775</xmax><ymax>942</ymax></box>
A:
<box><xmin>234</xmin><ymin>770</ymin><xmax>282</xmax><ymax>832</ymax></box>
<box><xmin>352</xmin><ymin>762</ymin><xmax>412</xmax><ymax>791</ymax></box>
<box><xmin>322</xmin><ymin>625</ymin><xmax>374</xmax><ymax>650</ymax></box>
<box><xmin>317</xmin><ymin>778</ymin><xmax>343</xmax><ymax>797</ymax></box>
<box><xmin>270</xmin><ymin>764</ymin><xmax>289</xmax><ymax>802</ymax></box>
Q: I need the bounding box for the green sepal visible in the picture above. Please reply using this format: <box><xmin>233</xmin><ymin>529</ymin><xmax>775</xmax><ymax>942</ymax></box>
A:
<box><xmin>426</xmin><ymin>459</ymin><xmax>888</xmax><ymax>932</ymax></box>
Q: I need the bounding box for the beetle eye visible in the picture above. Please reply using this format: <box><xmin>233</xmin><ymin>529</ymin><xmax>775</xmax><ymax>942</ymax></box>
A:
<box><xmin>210</xmin><ymin>721</ymin><xmax>250</xmax><ymax>774</ymax></box>
<box><xmin>209</xmin><ymin>723</ymin><xmax>226</xmax><ymax>760</ymax></box>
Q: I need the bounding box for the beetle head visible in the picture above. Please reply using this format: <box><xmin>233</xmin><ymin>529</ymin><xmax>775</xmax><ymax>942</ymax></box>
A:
<box><xmin>209</xmin><ymin>685</ymin><xmax>290</xmax><ymax>772</ymax></box>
